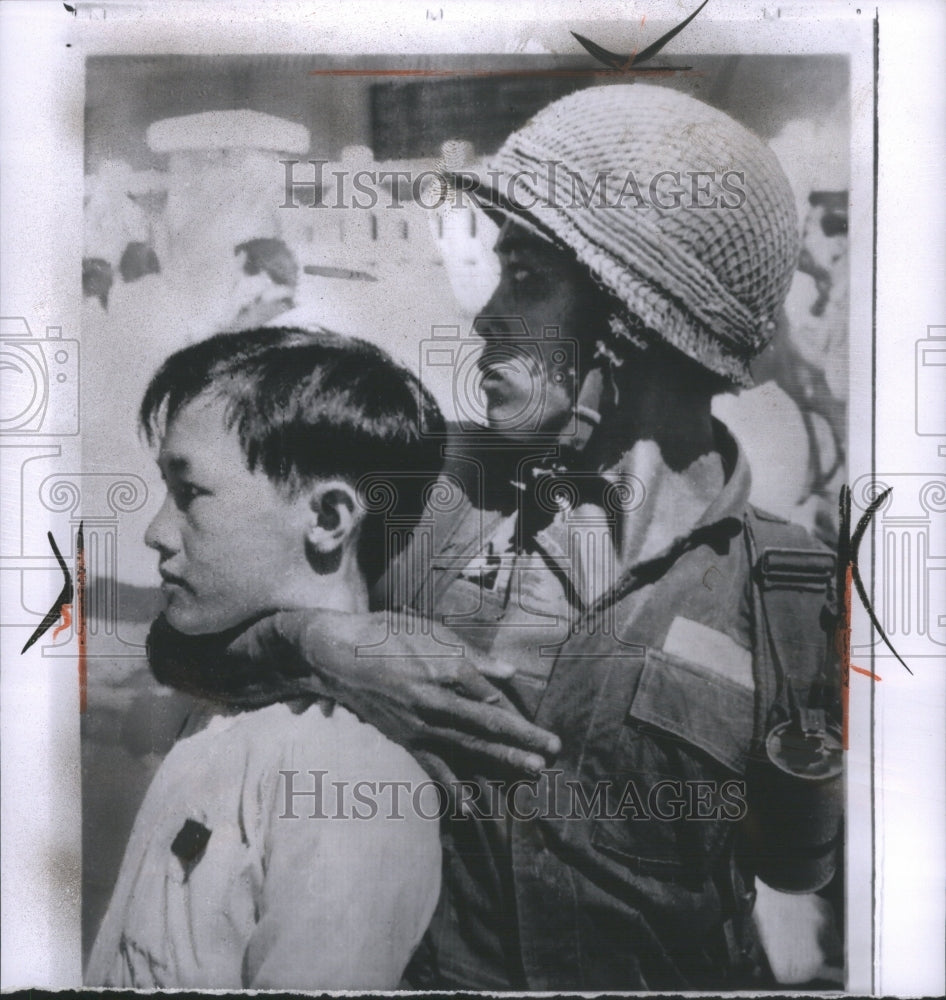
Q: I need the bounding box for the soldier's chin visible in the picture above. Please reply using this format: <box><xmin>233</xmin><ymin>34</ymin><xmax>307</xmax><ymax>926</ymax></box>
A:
<box><xmin>482</xmin><ymin>390</ymin><xmax>538</xmax><ymax>440</ymax></box>
<box><xmin>485</xmin><ymin>397</ymin><xmax>568</xmax><ymax>442</ymax></box>
<box><xmin>485</xmin><ymin>407</ymin><xmax>535</xmax><ymax>441</ymax></box>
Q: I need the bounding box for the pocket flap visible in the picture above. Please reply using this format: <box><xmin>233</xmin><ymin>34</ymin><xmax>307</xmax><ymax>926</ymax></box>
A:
<box><xmin>627</xmin><ymin>647</ymin><xmax>755</xmax><ymax>774</ymax></box>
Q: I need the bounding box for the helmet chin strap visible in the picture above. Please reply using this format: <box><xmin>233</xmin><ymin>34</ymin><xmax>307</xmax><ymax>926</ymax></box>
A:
<box><xmin>555</xmin><ymin>346</ymin><xmax>621</xmax><ymax>469</ymax></box>
<box><xmin>513</xmin><ymin>354</ymin><xmax>620</xmax><ymax>553</ymax></box>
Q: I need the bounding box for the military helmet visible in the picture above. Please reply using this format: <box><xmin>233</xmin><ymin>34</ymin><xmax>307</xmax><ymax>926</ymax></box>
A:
<box><xmin>472</xmin><ymin>84</ymin><xmax>800</xmax><ymax>386</ymax></box>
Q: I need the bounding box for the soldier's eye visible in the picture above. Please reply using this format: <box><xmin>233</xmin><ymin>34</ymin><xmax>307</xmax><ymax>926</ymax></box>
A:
<box><xmin>512</xmin><ymin>267</ymin><xmax>534</xmax><ymax>284</ymax></box>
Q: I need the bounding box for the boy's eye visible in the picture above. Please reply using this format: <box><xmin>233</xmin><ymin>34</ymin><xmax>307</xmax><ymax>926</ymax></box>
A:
<box><xmin>169</xmin><ymin>482</ymin><xmax>205</xmax><ymax>510</ymax></box>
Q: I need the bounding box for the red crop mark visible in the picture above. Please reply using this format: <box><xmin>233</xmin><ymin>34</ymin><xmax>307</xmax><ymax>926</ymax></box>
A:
<box><xmin>629</xmin><ymin>15</ymin><xmax>647</xmax><ymax>67</ymax></box>
<box><xmin>52</xmin><ymin>603</ymin><xmax>72</xmax><ymax>640</ymax></box>
<box><xmin>77</xmin><ymin>525</ymin><xmax>87</xmax><ymax>713</ymax></box>
<box><xmin>851</xmin><ymin>664</ymin><xmax>882</xmax><ymax>682</ymax></box>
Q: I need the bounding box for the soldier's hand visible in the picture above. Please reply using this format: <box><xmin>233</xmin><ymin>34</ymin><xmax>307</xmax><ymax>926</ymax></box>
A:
<box><xmin>228</xmin><ymin>607</ymin><xmax>561</xmax><ymax>774</ymax></box>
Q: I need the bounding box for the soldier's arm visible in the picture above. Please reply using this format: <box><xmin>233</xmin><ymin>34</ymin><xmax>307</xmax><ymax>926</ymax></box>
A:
<box><xmin>227</xmin><ymin>607</ymin><xmax>561</xmax><ymax>773</ymax></box>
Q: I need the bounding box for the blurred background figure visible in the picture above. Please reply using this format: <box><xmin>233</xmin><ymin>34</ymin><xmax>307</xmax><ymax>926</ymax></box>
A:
<box><xmin>228</xmin><ymin>237</ymin><xmax>299</xmax><ymax>328</ymax></box>
<box><xmin>82</xmin><ymin>257</ymin><xmax>114</xmax><ymax>310</ymax></box>
<box><xmin>84</xmin><ymin>159</ymin><xmax>154</xmax><ymax>274</ymax></box>
<box><xmin>144</xmin><ymin>109</ymin><xmax>309</xmax><ymax>337</ymax></box>
<box><xmin>83</xmin><ymin>158</ymin><xmax>162</xmax><ymax>314</ymax></box>
<box><xmin>118</xmin><ymin>241</ymin><xmax>161</xmax><ymax>284</ymax></box>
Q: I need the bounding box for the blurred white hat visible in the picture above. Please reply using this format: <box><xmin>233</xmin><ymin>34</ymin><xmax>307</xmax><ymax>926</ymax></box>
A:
<box><xmin>146</xmin><ymin>110</ymin><xmax>309</xmax><ymax>154</ymax></box>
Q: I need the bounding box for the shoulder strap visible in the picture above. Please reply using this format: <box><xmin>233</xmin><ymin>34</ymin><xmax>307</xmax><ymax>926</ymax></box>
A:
<box><xmin>744</xmin><ymin>507</ymin><xmax>838</xmax><ymax>751</ymax></box>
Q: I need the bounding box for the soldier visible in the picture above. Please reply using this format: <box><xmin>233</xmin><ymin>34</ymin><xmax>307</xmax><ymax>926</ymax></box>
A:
<box><xmin>181</xmin><ymin>84</ymin><xmax>843</xmax><ymax>988</ymax></box>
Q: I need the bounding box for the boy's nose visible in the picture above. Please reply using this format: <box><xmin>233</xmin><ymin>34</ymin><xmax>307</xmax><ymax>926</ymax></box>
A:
<box><xmin>144</xmin><ymin>494</ymin><xmax>178</xmax><ymax>557</ymax></box>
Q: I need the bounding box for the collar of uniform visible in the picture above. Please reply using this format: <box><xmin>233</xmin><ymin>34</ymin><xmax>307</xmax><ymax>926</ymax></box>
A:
<box><xmin>599</xmin><ymin>417</ymin><xmax>748</xmax><ymax>531</ymax></box>
<box><xmin>562</xmin><ymin>419</ymin><xmax>749</xmax><ymax>612</ymax></box>
<box><xmin>595</xmin><ymin>420</ymin><xmax>747</xmax><ymax>613</ymax></box>
<box><xmin>437</xmin><ymin>420</ymin><xmax>749</xmax><ymax>609</ymax></box>
<box><xmin>686</xmin><ymin>417</ymin><xmax>750</xmax><ymax>531</ymax></box>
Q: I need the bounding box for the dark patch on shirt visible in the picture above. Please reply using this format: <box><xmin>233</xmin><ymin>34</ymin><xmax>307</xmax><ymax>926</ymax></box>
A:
<box><xmin>171</xmin><ymin>818</ymin><xmax>211</xmax><ymax>879</ymax></box>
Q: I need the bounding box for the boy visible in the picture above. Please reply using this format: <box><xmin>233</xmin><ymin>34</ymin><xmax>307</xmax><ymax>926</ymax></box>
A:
<box><xmin>86</xmin><ymin>327</ymin><xmax>444</xmax><ymax>989</ymax></box>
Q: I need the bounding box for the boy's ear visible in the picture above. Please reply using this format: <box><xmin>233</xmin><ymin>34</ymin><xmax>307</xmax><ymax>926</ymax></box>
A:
<box><xmin>305</xmin><ymin>480</ymin><xmax>362</xmax><ymax>558</ymax></box>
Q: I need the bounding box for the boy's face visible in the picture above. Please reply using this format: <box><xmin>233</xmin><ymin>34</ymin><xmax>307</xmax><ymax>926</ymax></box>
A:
<box><xmin>145</xmin><ymin>394</ymin><xmax>312</xmax><ymax>635</ymax></box>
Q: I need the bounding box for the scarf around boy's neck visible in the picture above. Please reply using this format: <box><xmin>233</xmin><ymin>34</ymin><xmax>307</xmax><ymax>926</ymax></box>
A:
<box><xmin>147</xmin><ymin>613</ymin><xmax>322</xmax><ymax>709</ymax></box>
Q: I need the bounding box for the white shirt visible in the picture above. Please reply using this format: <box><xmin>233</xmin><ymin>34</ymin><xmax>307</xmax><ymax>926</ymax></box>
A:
<box><xmin>86</xmin><ymin>699</ymin><xmax>441</xmax><ymax>989</ymax></box>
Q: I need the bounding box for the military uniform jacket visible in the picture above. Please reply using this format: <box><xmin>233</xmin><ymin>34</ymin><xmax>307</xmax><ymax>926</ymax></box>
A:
<box><xmin>394</xmin><ymin>424</ymin><xmax>836</xmax><ymax>991</ymax></box>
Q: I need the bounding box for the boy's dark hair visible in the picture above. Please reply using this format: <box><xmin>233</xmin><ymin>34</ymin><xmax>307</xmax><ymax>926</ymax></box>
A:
<box><xmin>140</xmin><ymin>326</ymin><xmax>445</xmax><ymax>585</ymax></box>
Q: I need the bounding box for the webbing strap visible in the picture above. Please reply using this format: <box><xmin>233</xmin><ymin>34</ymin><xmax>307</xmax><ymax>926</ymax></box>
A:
<box><xmin>744</xmin><ymin>509</ymin><xmax>837</xmax><ymax>749</ymax></box>
<box><xmin>757</xmin><ymin>547</ymin><xmax>835</xmax><ymax>591</ymax></box>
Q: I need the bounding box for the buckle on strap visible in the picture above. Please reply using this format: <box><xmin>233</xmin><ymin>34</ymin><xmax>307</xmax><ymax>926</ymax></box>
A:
<box><xmin>757</xmin><ymin>547</ymin><xmax>835</xmax><ymax>591</ymax></box>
